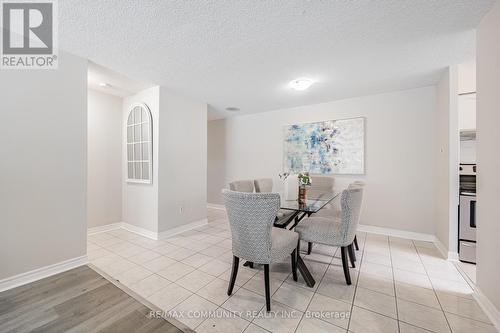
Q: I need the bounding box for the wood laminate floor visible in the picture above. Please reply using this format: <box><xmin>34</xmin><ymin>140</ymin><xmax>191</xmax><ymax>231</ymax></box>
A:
<box><xmin>0</xmin><ymin>266</ymin><xmax>185</xmax><ymax>333</ymax></box>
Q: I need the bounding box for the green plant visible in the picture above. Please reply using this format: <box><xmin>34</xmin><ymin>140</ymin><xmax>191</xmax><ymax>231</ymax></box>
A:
<box><xmin>298</xmin><ymin>172</ymin><xmax>311</xmax><ymax>186</ymax></box>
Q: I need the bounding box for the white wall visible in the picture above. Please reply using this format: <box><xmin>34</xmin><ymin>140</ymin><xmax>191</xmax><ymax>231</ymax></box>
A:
<box><xmin>458</xmin><ymin>62</ymin><xmax>477</xmax><ymax>94</ymax></box>
<box><xmin>87</xmin><ymin>90</ymin><xmax>123</xmax><ymax>228</ymax></box>
<box><xmin>122</xmin><ymin>87</ymin><xmax>160</xmax><ymax>233</ymax></box>
<box><xmin>434</xmin><ymin>68</ymin><xmax>459</xmax><ymax>256</ymax></box>
<box><xmin>458</xmin><ymin>94</ymin><xmax>477</xmax><ymax>130</ymax></box>
<box><xmin>121</xmin><ymin>86</ymin><xmax>207</xmax><ymax>235</ymax></box>
<box><xmin>207</xmin><ymin>120</ymin><xmax>226</xmax><ymax>206</ymax></box>
<box><xmin>0</xmin><ymin>52</ymin><xmax>87</xmax><ymax>280</ymax></box>
<box><xmin>208</xmin><ymin>86</ymin><xmax>438</xmax><ymax>235</ymax></box>
<box><xmin>158</xmin><ymin>88</ymin><xmax>208</xmax><ymax>232</ymax></box>
<box><xmin>476</xmin><ymin>0</ymin><xmax>500</xmax><ymax>313</ymax></box>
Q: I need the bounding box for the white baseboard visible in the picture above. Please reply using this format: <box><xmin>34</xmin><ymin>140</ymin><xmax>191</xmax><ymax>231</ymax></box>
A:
<box><xmin>207</xmin><ymin>206</ymin><xmax>458</xmax><ymax>261</ymax></box>
<box><xmin>207</xmin><ymin>203</ymin><xmax>225</xmax><ymax>211</ymax></box>
<box><xmin>434</xmin><ymin>238</ymin><xmax>448</xmax><ymax>259</ymax></box>
<box><xmin>88</xmin><ymin>222</ymin><xmax>158</xmax><ymax>240</ymax></box>
<box><xmin>454</xmin><ymin>263</ymin><xmax>500</xmax><ymax>331</ymax></box>
<box><xmin>120</xmin><ymin>222</ymin><xmax>159</xmax><ymax>240</ymax></box>
<box><xmin>358</xmin><ymin>224</ymin><xmax>460</xmax><ymax>261</ymax></box>
<box><xmin>454</xmin><ymin>261</ymin><xmax>500</xmax><ymax>331</ymax></box>
<box><xmin>447</xmin><ymin>251</ymin><xmax>459</xmax><ymax>261</ymax></box>
<box><xmin>207</xmin><ymin>210</ymin><xmax>455</xmax><ymax>259</ymax></box>
<box><xmin>87</xmin><ymin>219</ymin><xmax>209</xmax><ymax>241</ymax></box>
<box><xmin>433</xmin><ymin>237</ymin><xmax>458</xmax><ymax>261</ymax></box>
<box><xmin>87</xmin><ymin>223</ymin><xmax>122</xmax><ymax>235</ymax></box>
<box><xmin>0</xmin><ymin>255</ymin><xmax>88</xmax><ymax>292</ymax></box>
<box><xmin>474</xmin><ymin>288</ymin><xmax>500</xmax><ymax>331</ymax></box>
<box><xmin>159</xmin><ymin>218</ymin><xmax>208</xmax><ymax>239</ymax></box>
<box><xmin>358</xmin><ymin>224</ymin><xmax>435</xmax><ymax>242</ymax></box>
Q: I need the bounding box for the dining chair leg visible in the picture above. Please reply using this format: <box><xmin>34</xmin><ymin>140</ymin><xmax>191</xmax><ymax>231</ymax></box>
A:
<box><xmin>291</xmin><ymin>249</ymin><xmax>298</xmax><ymax>282</ymax></box>
<box><xmin>307</xmin><ymin>242</ymin><xmax>313</xmax><ymax>255</ymax></box>
<box><xmin>227</xmin><ymin>256</ymin><xmax>239</xmax><ymax>296</ymax></box>
<box><xmin>348</xmin><ymin>244</ymin><xmax>356</xmax><ymax>268</ymax></box>
<box><xmin>341</xmin><ymin>247</ymin><xmax>352</xmax><ymax>285</ymax></box>
<box><xmin>354</xmin><ymin>235</ymin><xmax>359</xmax><ymax>251</ymax></box>
<box><xmin>264</xmin><ymin>264</ymin><xmax>271</xmax><ymax>312</ymax></box>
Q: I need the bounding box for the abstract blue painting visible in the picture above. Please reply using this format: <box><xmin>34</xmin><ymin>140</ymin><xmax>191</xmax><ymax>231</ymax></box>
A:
<box><xmin>283</xmin><ymin>117</ymin><xmax>364</xmax><ymax>174</ymax></box>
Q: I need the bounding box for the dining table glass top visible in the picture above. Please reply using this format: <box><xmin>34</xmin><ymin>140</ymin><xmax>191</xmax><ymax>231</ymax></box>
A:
<box><xmin>279</xmin><ymin>192</ymin><xmax>340</xmax><ymax>213</ymax></box>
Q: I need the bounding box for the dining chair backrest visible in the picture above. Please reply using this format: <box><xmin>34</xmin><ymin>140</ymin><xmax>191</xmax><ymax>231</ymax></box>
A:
<box><xmin>349</xmin><ymin>181</ymin><xmax>365</xmax><ymax>189</ymax></box>
<box><xmin>338</xmin><ymin>187</ymin><xmax>364</xmax><ymax>245</ymax></box>
<box><xmin>254</xmin><ymin>178</ymin><xmax>273</xmax><ymax>193</ymax></box>
<box><xmin>308</xmin><ymin>175</ymin><xmax>335</xmax><ymax>199</ymax></box>
<box><xmin>229</xmin><ymin>180</ymin><xmax>254</xmax><ymax>192</ymax></box>
<box><xmin>222</xmin><ymin>190</ymin><xmax>280</xmax><ymax>263</ymax></box>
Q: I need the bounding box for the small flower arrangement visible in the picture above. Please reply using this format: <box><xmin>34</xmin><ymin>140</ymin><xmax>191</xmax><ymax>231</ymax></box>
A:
<box><xmin>298</xmin><ymin>172</ymin><xmax>312</xmax><ymax>187</ymax></box>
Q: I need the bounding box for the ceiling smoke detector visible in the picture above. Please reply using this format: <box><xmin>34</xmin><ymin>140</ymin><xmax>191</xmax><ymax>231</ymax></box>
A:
<box><xmin>289</xmin><ymin>78</ymin><xmax>314</xmax><ymax>91</ymax></box>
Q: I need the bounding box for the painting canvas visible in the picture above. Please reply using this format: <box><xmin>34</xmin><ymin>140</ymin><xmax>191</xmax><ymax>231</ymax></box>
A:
<box><xmin>283</xmin><ymin>117</ymin><xmax>365</xmax><ymax>174</ymax></box>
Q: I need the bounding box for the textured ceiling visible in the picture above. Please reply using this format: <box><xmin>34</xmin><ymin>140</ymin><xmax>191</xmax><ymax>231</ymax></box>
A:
<box><xmin>88</xmin><ymin>62</ymin><xmax>153</xmax><ymax>98</ymax></box>
<box><xmin>59</xmin><ymin>0</ymin><xmax>494</xmax><ymax>120</ymax></box>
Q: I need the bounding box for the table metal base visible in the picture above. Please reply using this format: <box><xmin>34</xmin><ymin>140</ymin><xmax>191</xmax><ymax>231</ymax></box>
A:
<box><xmin>297</xmin><ymin>255</ymin><xmax>315</xmax><ymax>287</ymax></box>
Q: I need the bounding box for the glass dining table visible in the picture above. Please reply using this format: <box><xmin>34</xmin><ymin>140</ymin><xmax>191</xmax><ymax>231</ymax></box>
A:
<box><xmin>275</xmin><ymin>192</ymin><xmax>341</xmax><ymax>288</ymax></box>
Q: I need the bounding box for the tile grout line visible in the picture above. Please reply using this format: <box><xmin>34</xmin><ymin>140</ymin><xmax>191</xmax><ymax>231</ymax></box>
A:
<box><xmin>95</xmin><ymin>214</ymin><xmax>480</xmax><ymax>333</ymax></box>
<box><xmin>292</xmin><ymin>245</ymin><xmax>344</xmax><ymax>333</ymax></box>
<box><xmin>89</xmin><ymin>225</ymin><xmax>233</xmax><ymax>289</ymax></box>
<box><xmin>346</xmin><ymin>233</ymin><xmax>367</xmax><ymax>332</ymax></box>
<box><xmin>244</xmin><ymin>245</ymin><xmax>322</xmax><ymax>332</ymax></box>
<box><xmin>388</xmin><ymin>236</ymin><xmax>401</xmax><ymax>333</ymax></box>
<box><xmin>349</xmin><ymin>236</ymin><xmax>415</xmax><ymax>327</ymax></box>
<box><xmin>413</xmin><ymin>241</ymin><xmax>454</xmax><ymax>333</ymax></box>
<box><xmin>91</xmin><ymin>223</ymin><xmax>238</xmax><ymax>330</ymax></box>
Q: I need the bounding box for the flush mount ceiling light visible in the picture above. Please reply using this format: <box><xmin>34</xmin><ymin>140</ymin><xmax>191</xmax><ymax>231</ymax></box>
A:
<box><xmin>289</xmin><ymin>78</ymin><xmax>314</xmax><ymax>91</ymax></box>
<box><xmin>99</xmin><ymin>82</ymin><xmax>110</xmax><ymax>87</ymax></box>
<box><xmin>225</xmin><ymin>107</ymin><xmax>240</xmax><ymax>112</ymax></box>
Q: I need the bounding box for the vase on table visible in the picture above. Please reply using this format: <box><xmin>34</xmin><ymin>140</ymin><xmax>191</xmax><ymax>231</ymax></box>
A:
<box><xmin>297</xmin><ymin>172</ymin><xmax>311</xmax><ymax>204</ymax></box>
<box><xmin>298</xmin><ymin>185</ymin><xmax>307</xmax><ymax>204</ymax></box>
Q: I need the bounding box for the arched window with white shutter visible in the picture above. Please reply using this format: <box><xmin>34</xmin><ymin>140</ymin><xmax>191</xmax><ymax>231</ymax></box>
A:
<box><xmin>126</xmin><ymin>103</ymin><xmax>152</xmax><ymax>184</ymax></box>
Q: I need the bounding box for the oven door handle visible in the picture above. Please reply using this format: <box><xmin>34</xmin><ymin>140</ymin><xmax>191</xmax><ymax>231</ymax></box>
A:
<box><xmin>470</xmin><ymin>200</ymin><xmax>476</xmax><ymax>228</ymax></box>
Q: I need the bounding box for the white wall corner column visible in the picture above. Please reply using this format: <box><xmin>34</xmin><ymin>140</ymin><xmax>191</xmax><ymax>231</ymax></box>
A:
<box><xmin>122</xmin><ymin>87</ymin><xmax>161</xmax><ymax>235</ymax></box>
<box><xmin>435</xmin><ymin>66</ymin><xmax>460</xmax><ymax>260</ymax></box>
<box><xmin>87</xmin><ymin>90</ymin><xmax>123</xmax><ymax>228</ymax></box>
<box><xmin>476</xmin><ymin>1</ymin><xmax>500</xmax><ymax>329</ymax></box>
<box><xmin>120</xmin><ymin>86</ymin><xmax>208</xmax><ymax>238</ymax></box>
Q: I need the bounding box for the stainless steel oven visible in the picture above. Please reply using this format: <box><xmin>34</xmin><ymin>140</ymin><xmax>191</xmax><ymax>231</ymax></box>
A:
<box><xmin>459</xmin><ymin>164</ymin><xmax>476</xmax><ymax>264</ymax></box>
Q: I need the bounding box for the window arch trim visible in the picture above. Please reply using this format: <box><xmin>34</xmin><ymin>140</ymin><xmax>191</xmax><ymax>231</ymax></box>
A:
<box><xmin>126</xmin><ymin>103</ymin><xmax>153</xmax><ymax>184</ymax></box>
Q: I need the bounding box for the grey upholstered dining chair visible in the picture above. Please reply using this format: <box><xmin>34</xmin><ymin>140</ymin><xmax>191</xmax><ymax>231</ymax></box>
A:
<box><xmin>254</xmin><ymin>178</ymin><xmax>296</xmax><ymax>226</ymax></box>
<box><xmin>222</xmin><ymin>190</ymin><xmax>298</xmax><ymax>311</ymax></box>
<box><xmin>229</xmin><ymin>180</ymin><xmax>254</xmax><ymax>192</ymax></box>
<box><xmin>306</xmin><ymin>175</ymin><xmax>335</xmax><ymax>254</ymax></box>
<box><xmin>308</xmin><ymin>175</ymin><xmax>335</xmax><ymax>199</ymax></box>
<box><xmin>310</xmin><ymin>180</ymin><xmax>364</xmax><ymax>253</ymax></box>
<box><xmin>254</xmin><ymin>178</ymin><xmax>273</xmax><ymax>193</ymax></box>
<box><xmin>295</xmin><ymin>187</ymin><xmax>364</xmax><ymax>285</ymax></box>
<box><xmin>349</xmin><ymin>181</ymin><xmax>365</xmax><ymax>189</ymax></box>
<box><xmin>348</xmin><ymin>181</ymin><xmax>365</xmax><ymax>251</ymax></box>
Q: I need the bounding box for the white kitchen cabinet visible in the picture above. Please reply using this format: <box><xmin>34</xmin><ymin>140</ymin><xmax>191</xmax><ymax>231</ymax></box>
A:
<box><xmin>458</xmin><ymin>93</ymin><xmax>476</xmax><ymax>130</ymax></box>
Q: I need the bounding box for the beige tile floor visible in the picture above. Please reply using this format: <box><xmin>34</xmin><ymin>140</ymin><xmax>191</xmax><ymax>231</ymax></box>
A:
<box><xmin>87</xmin><ymin>208</ymin><xmax>497</xmax><ymax>333</ymax></box>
